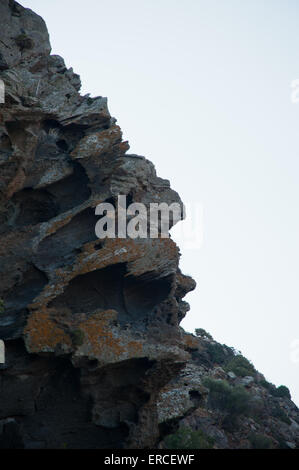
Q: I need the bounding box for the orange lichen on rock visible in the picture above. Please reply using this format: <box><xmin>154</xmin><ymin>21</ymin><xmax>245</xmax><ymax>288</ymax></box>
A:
<box><xmin>24</xmin><ymin>309</ymin><xmax>72</xmax><ymax>353</ymax></box>
<box><xmin>76</xmin><ymin>311</ymin><xmax>143</xmax><ymax>363</ymax></box>
<box><xmin>25</xmin><ymin>306</ymin><xmax>144</xmax><ymax>363</ymax></box>
<box><xmin>181</xmin><ymin>333</ymin><xmax>199</xmax><ymax>351</ymax></box>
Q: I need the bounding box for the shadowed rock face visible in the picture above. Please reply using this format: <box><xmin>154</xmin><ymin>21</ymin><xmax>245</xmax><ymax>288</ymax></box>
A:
<box><xmin>0</xmin><ymin>0</ymin><xmax>195</xmax><ymax>448</ymax></box>
<box><xmin>1</xmin><ymin>1</ymin><xmax>298</xmax><ymax>451</ymax></box>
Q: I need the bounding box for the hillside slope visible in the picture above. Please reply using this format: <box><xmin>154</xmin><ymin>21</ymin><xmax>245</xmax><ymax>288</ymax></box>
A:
<box><xmin>0</xmin><ymin>0</ymin><xmax>298</xmax><ymax>449</ymax></box>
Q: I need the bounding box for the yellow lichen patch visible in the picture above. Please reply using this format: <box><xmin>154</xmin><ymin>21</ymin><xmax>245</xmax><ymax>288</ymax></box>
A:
<box><xmin>24</xmin><ymin>309</ymin><xmax>72</xmax><ymax>353</ymax></box>
<box><xmin>181</xmin><ymin>333</ymin><xmax>199</xmax><ymax>351</ymax></box>
<box><xmin>77</xmin><ymin>311</ymin><xmax>143</xmax><ymax>362</ymax></box>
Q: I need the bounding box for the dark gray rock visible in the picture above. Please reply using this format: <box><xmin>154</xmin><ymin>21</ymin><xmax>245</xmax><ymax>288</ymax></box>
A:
<box><xmin>0</xmin><ymin>0</ymin><xmax>298</xmax><ymax>451</ymax></box>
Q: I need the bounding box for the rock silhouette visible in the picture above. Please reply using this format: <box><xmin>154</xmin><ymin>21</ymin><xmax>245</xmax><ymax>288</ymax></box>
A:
<box><xmin>0</xmin><ymin>0</ymin><xmax>298</xmax><ymax>449</ymax></box>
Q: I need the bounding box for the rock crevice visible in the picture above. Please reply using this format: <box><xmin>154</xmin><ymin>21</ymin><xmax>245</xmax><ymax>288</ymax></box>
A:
<box><xmin>0</xmin><ymin>1</ymin><xmax>298</xmax><ymax>450</ymax></box>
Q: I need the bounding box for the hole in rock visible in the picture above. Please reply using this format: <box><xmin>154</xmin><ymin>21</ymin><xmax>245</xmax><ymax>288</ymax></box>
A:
<box><xmin>11</xmin><ymin>162</ymin><xmax>90</xmax><ymax>228</ymax></box>
<box><xmin>85</xmin><ymin>358</ymin><xmax>153</xmax><ymax>430</ymax></box>
<box><xmin>45</xmin><ymin>162</ymin><xmax>91</xmax><ymax>213</ymax></box>
<box><xmin>0</xmin><ymin>349</ymin><xmax>128</xmax><ymax>448</ymax></box>
<box><xmin>0</xmin><ymin>132</ymin><xmax>12</xmax><ymax>154</ymax></box>
<box><xmin>42</xmin><ymin>119</ymin><xmax>85</xmax><ymax>153</ymax></box>
<box><xmin>49</xmin><ymin>264</ymin><xmax>128</xmax><ymax>314</ymax></box>
<box><xmin>12</xmin><ymin>188</ymin><xmax>59</xmax><ymax>226</ymax></box>
<box><xmin>189</xmin><ymin>390</ymin><xmax>203</xmax><ymax>407</ymax></box>
<box><xmin>56</xmin><ymin>139</ymin><xmax>68</xmax><ymax>152</ymax></box>
<box><xmin>43</xmin><ymin>119</ymin><xmax>61</xmax><ymax>132</ymax></box>
<box><xmin>4</xmin><ymin>265</ymin><xmax>48</xmax><ymax>312</ymax></box>
<box><xmin>49</xmin><ymin>263</ymin><xmax>173</xmax><ymax>323</ymax></box>
<box><xmin>124</xmin><ymin>274</ymin><xmax>173</xmax><ymax>322</ymax></box>
<box><xmin>36</xmin><ymin>207</ymin><xmax>98</xmax><ymax>269</ymax></box>
<box><xmin>6</xmin><ymin>121</ymin><xmax>31</xmax><ymax>151</ymax></box>
<box><xmin>1</xmin><ymin>266</ymin><xmax>48</xmax><ymax>340</ymax></box>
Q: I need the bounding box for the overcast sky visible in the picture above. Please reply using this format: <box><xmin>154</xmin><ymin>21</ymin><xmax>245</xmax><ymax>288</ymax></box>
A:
<box><xmin>22</xmin><ymin>0</ymin><xmax>299</xmax><ymax>406</ymax></box>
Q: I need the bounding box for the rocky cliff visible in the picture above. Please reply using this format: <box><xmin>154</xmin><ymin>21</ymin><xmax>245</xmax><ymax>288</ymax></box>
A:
<box><xmin>0</xmin><ymin>0</ymin><xmax>298</xmax><ymax>449</ymax></box>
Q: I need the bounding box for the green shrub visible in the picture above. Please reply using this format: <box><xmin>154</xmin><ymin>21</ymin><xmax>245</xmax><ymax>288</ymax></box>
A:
<box><xmin>164</xmin><ymin>427</ymin><xmax>214</xmax><ymax>449</ymax></box>
<box><xmin>195</xmin><ymin>328</ymin><xmax>213</xmax><ymax>340</ymax></box>
<box><xmin>260</xmin><ymin>380</ymin><xmax>291</xmax><ymax>399</ymax></box>
<box><xmin>249</xmin><ymin>433</ymin><xmax>272</xmax><ymax>449</ymax></box>
<box><xmin>203</xmin><ymin>378</ymin><xmax>251</xmax><ymax>416</ymax></box>
<box><xmin>0</xmin><ymin>298</ymin><xmax>4</xmax><ymax>315</ymax></box>
<box><xmin>271</xmin><ymin>385</ymin><xmax>291</xmax><ymax>399</ymax></box>
<box><xmin>260</xmin><ymin>379</ymin><xmax>275</xmax><ymax>391</ymax></box>
<box><xmin>277</xmin><ymin>438</ymin><xmax>290</xmax><ymax>449</ymax></box>
<box><xmin>249</xmin><ymin>396</ymin><xmax>265</xmax><ymax>421</ymax></box>
<box><xmin>206</xmin><ymin>343</ymin><xmax>228</xmax><ymax>365</ymax></box>
<box><xmin>272</xmin><ymin>407</ymin><xmax>291</xmax><ymax>425</ymax></box>
<box><xmin>224</xmin><ymin>355</ymin><xmax>256</xmax><ymax>377</ymax></box>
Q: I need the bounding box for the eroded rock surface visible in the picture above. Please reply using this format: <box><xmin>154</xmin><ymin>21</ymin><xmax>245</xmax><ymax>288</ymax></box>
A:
<box><xmin>158</xmin><ymin>334</ymin><xmax>299</xmax><ymax>449</ymax></box>
<box><xmin>0</xmin><ymin>1</ymin><xmax>298</xmax><ymax>450</ymax></box>
<box><xmin>0</xmin><ymin>0</ymin><xmax>195</xmax><ymax>449</ymax></box>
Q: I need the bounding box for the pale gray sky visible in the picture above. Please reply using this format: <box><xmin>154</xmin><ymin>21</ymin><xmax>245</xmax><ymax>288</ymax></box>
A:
<box><xmin>22</xmin><ymin>0</ymin><xmax>299</xmax><ymax>405</ymax></box>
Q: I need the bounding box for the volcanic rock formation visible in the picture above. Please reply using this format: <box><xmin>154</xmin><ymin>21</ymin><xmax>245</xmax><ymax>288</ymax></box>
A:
<box><xmin>0</xmin><ymin>1</ymin><xmax>298</xmax><ymax>449</ymax></box>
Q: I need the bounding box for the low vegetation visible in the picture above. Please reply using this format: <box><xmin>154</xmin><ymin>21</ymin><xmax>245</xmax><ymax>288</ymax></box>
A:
<box><xmin>224</xmin><ymin>355</ymin><xmax>256</xmax><ymax>377</ymax></box>
<box><xmin>260</xmin><ymin>380</ymin><xmax>291</xmax><ymax>399</ymax></box>
<box><xmin>272</xmin><ymin>406</ymin><xmax>292</xmax><ymax>425</ymax></box>
<box><xmin>164</xmin><ymin>427</ymin><xmax>214</xmax><ymax>449</ymax></box>
<box><xmin>259</xmin><ymin>379</ymin><xmax>274</xmax><ymax>391</ymax></box>
<box><xmin>205</xmin><ymin>343</ymin><xmax>229</xmax><ymax>365</ymax></box>
<box><xmin>272</xmin><ymin>385</ymin><xmax>291</xmax><ymax>399</ymax></box>
<box><xmin>249</xmin><ymin>433</ymin><xmax>273</xmax><ymax>449</ymax></box>
<box><xmin>203</xmin><ymin>378</ymin><xmax>251</xmax><ymax>417</ymax></box>
<box><xmin>195</xmin><ymin>328</ymin><xmax>213</xmax><ymax>340</ymax></box>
